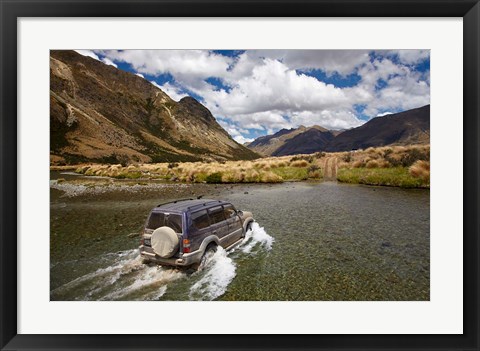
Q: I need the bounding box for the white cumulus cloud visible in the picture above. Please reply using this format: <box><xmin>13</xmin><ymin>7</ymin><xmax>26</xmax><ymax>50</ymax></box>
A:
<box><xmin>94</xmin><ymin>49</ymin><xmax>430</xmax><ymax>142</ymax></box>
<box><xmin>101</xmin><ymin>57</ymin><xmax>117</xmax><ymax>68</ymax></box>
<box><xmin>74</xmin><ymin>50</ymin><xmax>100</xmax><ymax>61</ymax></box>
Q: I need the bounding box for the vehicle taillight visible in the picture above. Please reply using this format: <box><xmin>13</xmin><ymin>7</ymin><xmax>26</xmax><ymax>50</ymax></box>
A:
<box><xmin>183</xmin><ymin>239</ymin><xmax>191</xmax><ymax>253</ymax></box>
<box><xmin>140</xmin><ymin>237</ymin><xmax>144</xmax><ymax>245</ymax></box>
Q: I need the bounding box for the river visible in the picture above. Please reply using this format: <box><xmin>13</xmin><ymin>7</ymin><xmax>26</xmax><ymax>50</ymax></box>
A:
<box><xmin>50</xmin><ymin>172</ymin><xmax>429</xmax><ymax>301</ymax></box>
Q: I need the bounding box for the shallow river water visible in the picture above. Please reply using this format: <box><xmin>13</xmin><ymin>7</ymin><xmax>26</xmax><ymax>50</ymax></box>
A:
<box><xmin>50</xmin><ymin>172</ymin><xmax>429</xmax><ymax>301</ymax></box>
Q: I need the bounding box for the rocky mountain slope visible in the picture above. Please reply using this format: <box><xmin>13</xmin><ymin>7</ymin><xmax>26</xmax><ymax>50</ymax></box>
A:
<box><xmin>248</xmin><ymin>105</ymin><xmax>430</xmax><ymax>156</ymax></box>
<box><xmin>325</xmin><ymin>105</ymin><xmax>430</xmax><ymax>151</ymax></box>
<box><xmin>248</xmin><ymin>125</ymin><xmax>338</xmax><ymax>156</ymax></box>
<box><xmin>50</xmin><ymin>50</ymin><xmax>258</xmax><ymax>165</ymax></box>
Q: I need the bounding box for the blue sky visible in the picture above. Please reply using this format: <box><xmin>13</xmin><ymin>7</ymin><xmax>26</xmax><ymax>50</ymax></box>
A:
<box><xmin>75</xmin><ymin>49</ymin><xmax>430</xmax><ymax>144</ymax></box>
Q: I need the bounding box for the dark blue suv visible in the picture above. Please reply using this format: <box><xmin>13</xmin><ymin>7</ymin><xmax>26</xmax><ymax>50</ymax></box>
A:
<box><xmin>139</xmin><ymin>199</ymin><xmax>254</xmax><ymax>269</ymax></box>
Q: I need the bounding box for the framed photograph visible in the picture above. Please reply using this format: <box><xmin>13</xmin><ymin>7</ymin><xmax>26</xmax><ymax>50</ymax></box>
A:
<box><xmin>1</xmin><ymin>0</ymin><xmax>479</xmax><ymax>350</ymax></box>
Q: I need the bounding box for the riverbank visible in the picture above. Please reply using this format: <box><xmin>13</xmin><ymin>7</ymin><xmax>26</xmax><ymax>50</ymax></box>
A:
<box><xmin>51</xmin><ymin>144</ymin><xmax>429</xmax><ymax>189</ymax></box>
<box><xmin>50</xmin><ymin>173</ymin><xmax>257</xmax><ymax>202</ymax></box>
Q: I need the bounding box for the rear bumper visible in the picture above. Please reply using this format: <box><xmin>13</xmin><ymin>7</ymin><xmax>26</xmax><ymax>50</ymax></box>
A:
<box><xmin>139</xmin><ymin>246</ymin><xmax>202</xmax><ymax>267</ymax></box>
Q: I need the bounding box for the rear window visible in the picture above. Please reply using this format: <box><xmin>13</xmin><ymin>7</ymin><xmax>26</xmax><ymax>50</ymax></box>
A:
<box><xmin>146</xmin><ymin>212</ymin><xmax>183</xmax><ymax>233</ymax></box>
<box><xmin>209</xmin><ymin>206</ymin><xmax>226</xmax><ymax>224</ymax></box>
<box><xmin>191</xmin><ymin>210</ymin><xmax>210</xmax><ymax>230</ymax></box>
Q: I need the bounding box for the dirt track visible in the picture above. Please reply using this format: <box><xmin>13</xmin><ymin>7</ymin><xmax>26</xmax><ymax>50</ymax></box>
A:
<box><xmin>323</xmin><ymin>157</ymin><xmax>338</xmax><ymax>181</ymax></box>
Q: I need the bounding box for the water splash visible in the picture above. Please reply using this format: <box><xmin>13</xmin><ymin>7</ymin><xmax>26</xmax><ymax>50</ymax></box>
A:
<box><xmin>240</xmin><ymin>222</ymin><xmax>275</xmax><ymax>254</ymax></box>
<box><xmin>52</xmin><ymin>223</ymin><xmax>275</xmax><ymax>301</ymax></box>
<box><xmin>189</xmin><ymin>247</ymin><xmax>236</xmax><ymax>301</ymax></box>
<box><xmin>51</xmin><ymin>249</ymin><xmax>183</xmax><ymax>301</ymax></box>
<box><xmin>101</xmin><ymin>265</ymin><xmax>183</xmax><ymax>300</ymax></box>
<box><xmin>51</xmin><ymin>249</ymin><xmax>140</xmax><ymax>297</ymax></box>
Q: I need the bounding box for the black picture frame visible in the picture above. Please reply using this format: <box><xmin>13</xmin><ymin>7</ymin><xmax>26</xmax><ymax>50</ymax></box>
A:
<box><xmin>1</xmin><ymin>1</ymin><xmax>479</xmax><ymax>350</ymax></box>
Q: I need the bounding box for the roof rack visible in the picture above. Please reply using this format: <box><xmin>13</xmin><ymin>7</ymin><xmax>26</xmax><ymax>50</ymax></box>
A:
<box><xmin>186</xmin><ymin>200</ymin><xmax>223</xmax><ymax>210</ymax></box>
<box><xmin>156</xmin><ymin>198</ymin><xmax>194</xmax><ymax>207</ymax></box>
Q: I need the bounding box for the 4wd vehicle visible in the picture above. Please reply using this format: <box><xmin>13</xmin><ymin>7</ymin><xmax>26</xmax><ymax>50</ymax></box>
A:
<box><xmin>139</xmin><ymin>198</ymin><xmax>254</xmax><ymax>269</ymax></box>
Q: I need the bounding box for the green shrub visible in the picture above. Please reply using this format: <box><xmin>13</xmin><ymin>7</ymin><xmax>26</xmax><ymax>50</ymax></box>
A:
<box><xmin>193</xmin><ymin>172</ymin><xmax>208</xmax><ymax>182</ymax></box>
<box><xmin>291</xmin><ymin>155</ymin><xmax>315</xmax><ymax>163</ymax></box>
<box><xmin>342</xmin><ymin>153</ymin><xmax>352</xmax><ymax>162</ymax></box>
<box><xmin>114</xmin><ymin>172</ymin><xmax>142</xmax><ymax>179</ymax></box>
<box><xmin>205</xmin><ymin>172</ymin><xmax>223</xmax><ymax>183</ymax></box>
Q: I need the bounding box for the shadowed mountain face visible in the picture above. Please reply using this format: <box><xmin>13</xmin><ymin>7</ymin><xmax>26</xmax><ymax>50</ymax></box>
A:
<box><xmin>248</xmin><ymin>125</ymin><xmax>336</xmax><ymax>156</ymax></box>
<box><xmin>248</xmin><ymin>105</ymin><xmax>430</xmax><ymax>156</ymax></box>
<box><xmin>50</xmin><ymin>50</ymin><xmax>258</xmax><ymax>165</ymax></box>
<box><xmin>325</xmin><ymin>105</ymin><xmax>430</xmax><ymax>151</ymax></box>
<box><xmin>272</xmin><ymin>128</ymin><xmax>336</xmax><ymax>156</ymax></box>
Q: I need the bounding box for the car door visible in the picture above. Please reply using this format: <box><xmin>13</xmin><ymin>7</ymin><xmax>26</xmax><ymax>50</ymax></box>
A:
<box><xmin>223</xmin><ymin>204</ymin><xmax>243</xmax><ymax>246</ymax></box>
<box><xmin>207</xmin><ymin>206</ymin><xmax>229</xmax><ymax>247</ymax></box>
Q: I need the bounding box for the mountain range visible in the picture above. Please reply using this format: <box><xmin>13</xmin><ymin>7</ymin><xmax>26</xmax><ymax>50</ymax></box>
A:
<box><xmin>50</xmin><ymin>50</ymin><xmax>429</xmax><ymax>164</ymax></box>
<box><xmin>50</xmin><ymin>50</ymin><xmax>258</xmax><ymax>165</ymax></box>
<box><xmin>247</xmin><ymin>105</ymin><xmax>430</xmax><ymax>156</ymax></box>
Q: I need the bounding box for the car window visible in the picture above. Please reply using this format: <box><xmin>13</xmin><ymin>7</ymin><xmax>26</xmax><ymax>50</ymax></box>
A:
<box><xmin>223</xmin><ymin>204</ymin><xmax>237</xmax><ymax>219</ymax></box>
<box><xmin>147</xmin><ymin>212</ymin><xmax>165</xmax><ymax>230</ymax></box>
<box><xmin>146</xmin><ymin>212</ymin><xmax>182</xmax><ymax>233</ymax></box>
<box><xmin>209</xmin><ymin>206</ymin><xmax>226</xmax><ymax>224</ymax></box>
<box><xmin>191</xmin><ymin>209</ymin><xmax>210</xmax><ymax>230</ymax></box>
<box><xmin>166</xmin><ymin>215</ymin><xmax>183</xmax><ymax>233</ymax></box>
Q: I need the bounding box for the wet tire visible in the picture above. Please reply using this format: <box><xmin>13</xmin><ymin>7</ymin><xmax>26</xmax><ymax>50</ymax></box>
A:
<box><xmin>243</xmin><ymin>221</ymin><xmax>253</xmax><ymax>237</ymax></box>
<box><xmin>193</xmin><ymin>244</ymin><xmax>217</xmax><ymax>271</ymax></box>
<box><xmin>151</xmin><ymin>226</ymin><xmax>179</xmax><ymax>258</ymax></box>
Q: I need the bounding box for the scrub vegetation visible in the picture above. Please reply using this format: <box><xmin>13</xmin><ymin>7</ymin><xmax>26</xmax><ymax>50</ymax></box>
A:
<box><xmin>336</xmin><ymin>144</ymin><xmax>430</xmax><ymax>188</ymax></box>
<box><xmin>52</xmin><ymin>144</ymin><xmax>429</xmax><ymax>188</ymax></box>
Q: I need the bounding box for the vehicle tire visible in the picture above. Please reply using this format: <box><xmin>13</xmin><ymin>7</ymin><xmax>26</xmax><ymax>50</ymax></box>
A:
<box><xmin>151</xmin><ymin>226</ymin><xmax>179</xmax><ymax>258</ymax></box>
<box><xmin>193</xmin><ymin>243</ymin><xmax>217</xmax><ymax>271</ymax></box>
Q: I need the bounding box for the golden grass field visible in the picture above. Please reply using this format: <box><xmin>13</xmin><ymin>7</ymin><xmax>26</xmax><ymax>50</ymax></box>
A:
<box><xmin>51</xmin><ymin>144</ymin><xmax>430</xmax><ymax>188</ymax></box>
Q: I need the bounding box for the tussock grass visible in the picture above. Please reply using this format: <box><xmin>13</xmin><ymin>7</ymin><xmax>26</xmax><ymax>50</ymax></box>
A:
<box><xmin>336</xmin><ymin>144</ymin><xmax>429</xmax><ymax>170</ymax></box>
<box><xmin>70</xmin><ymin>144</ymin><xmax>429</xmax><ymax>187</ymax></box>
<box><xmin>290</xmin><ymin>160</ymin><xmax>309</xmax><ymax>168</ymax></box>
<box><xmin>352</xmin><ymin>160</ymin><xmax>364</xmax><ymax>168</ymax></box>
<box><xmin>409</xmin><ymin>160</ymin><xmax>430</xmax><ymax>183</ymax></box>
<box><xmin>335</xmin><ymin>144</ymin><xmax>430</xmax><ymax>188</ymax></box>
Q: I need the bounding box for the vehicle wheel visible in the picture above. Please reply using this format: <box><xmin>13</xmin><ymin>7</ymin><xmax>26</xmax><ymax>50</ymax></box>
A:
<box><xmin>193</xmin><ymin>244</ymin><xmax>217</xmax><ymax>271</ymax></box>
<box><xmin>243</xmin><ymin>221</ymin><xmax>253</xmax><ymax>237</ymax></box>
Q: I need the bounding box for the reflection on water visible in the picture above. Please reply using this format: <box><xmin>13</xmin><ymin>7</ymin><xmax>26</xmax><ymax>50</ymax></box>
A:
<box><xmin>50</xmin><ymin>174</ymin><xmax>429</xmax><ymax>301</ymax></box>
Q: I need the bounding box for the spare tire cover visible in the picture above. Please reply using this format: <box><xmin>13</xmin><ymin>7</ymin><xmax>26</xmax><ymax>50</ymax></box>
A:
<box><xmin>151</xmin><ymin>226</ymin><xmax>179</xmax><ymax>258</ymax></box>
